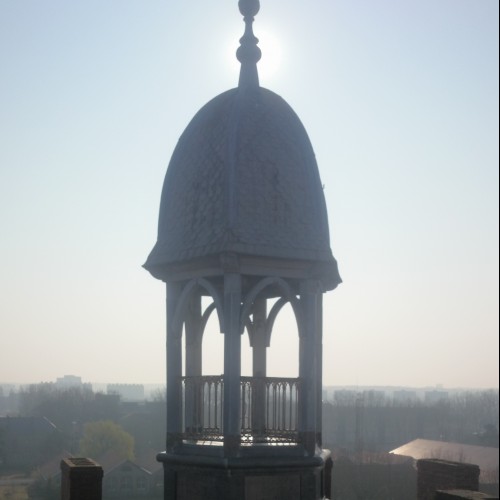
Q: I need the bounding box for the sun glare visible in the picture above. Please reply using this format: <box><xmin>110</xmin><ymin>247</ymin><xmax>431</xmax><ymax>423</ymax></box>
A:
<box><xmin>256</xmin><ymin>29</ymin><xmax>284</xmax><ymax>83</ymax></box>
<box><xmin>224</xmin><ymin>28</ymin><xmax>284</xmax><ymax>86</ymax></box>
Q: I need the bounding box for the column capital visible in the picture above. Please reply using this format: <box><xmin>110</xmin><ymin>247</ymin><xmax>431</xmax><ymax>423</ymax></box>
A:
<box><xmin>300</xmin><ymin>279</ymin><xmax>322</xmax><ymax>295</ymax></box>
<box><xmin>220</xmin><ymin>252</ymin><xmax>240</xmax><ymax>272</ymax></box>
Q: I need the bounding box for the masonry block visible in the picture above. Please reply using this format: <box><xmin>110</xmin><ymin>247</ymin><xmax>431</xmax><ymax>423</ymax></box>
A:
<box><xmin>417</xmin><ymin>459</ymin><xmax>480</xmax><ymax>500</ymax></box>
<box><xmin>60</xmin><ymin>457</ymin><xmax>103</xmax><ymax>500</ymax></box>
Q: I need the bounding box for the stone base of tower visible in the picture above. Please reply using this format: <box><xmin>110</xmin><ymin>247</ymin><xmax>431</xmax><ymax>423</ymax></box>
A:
<box><xmin>158</xmin><ymin>448</ymin><xmax>332</xmax><ymax>500</ymax></box>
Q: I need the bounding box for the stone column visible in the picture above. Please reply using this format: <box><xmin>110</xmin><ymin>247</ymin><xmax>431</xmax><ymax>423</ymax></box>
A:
<box><xmin>252</xmin><ymin>299</ymin><xmax>267</xmax><ymax>377</ymax></box>
<box><xmin>251</xmin><ymin>298</ymin><xmax>267</xmax><ymax>437</ymax></box>
<box><xmin>316</xmin><ymin>294</ymin><xmax>323</xmax><ymax>448</ymax></box>
<box><xmin>223</xmin><ymin>273</ymin><xmax>242</xmax><ymax>455</ymax></box>
<box><xmin>185</xmin><ymin>294</ymin><xmax>203</xmax><ymax>377</ymax></box>
<box><xmin>185</xmin><ymin>294</ymin><xmax>203</xmax><ymax>434</ymax></box>
<box><xmin>299</xmin><ymin>280</ymin><xmax>320</xmax><ymax>455</ymax></box>
<box><xmin>166</xmin><ymin>281</ymin><xmax>183</xmax><ymax>451</ymax></box>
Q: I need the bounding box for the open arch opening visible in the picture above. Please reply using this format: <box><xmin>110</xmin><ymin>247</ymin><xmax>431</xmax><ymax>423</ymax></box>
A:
<box><xmin>181</xmin><ymin>324</ymin><xmax>186</xmax><ymax>377</ymax></box>
<box><xmin>201</xmin><ymin>296</ymin><xmax>224</xmax><ymax>376</ymax></box>
<box><xmin>267</xmin><ymin>300</ymin><xmax>299</xmax><ymax>378</ymax></box>
<box><xmin>241</xmin><ymin>325</ymin><xmax>253</xmax><ymax>377</ymax></box>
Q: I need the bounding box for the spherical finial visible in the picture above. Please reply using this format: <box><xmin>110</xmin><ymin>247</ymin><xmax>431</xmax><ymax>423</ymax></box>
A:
<box><xmin>236</xmin><ymin>38</ymin><xmax>262</xmax><ymax>66</ymax></box>
<box><xmin>239</xmin><ymin>0</ymin><xmax>260</xmax><ymax>18</ymax></box>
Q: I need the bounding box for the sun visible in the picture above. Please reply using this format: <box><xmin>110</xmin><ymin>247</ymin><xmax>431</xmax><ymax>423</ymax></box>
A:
<box><xmin>255</xmin><ymin>29</ymin><xmax>284</xmax><ymax>83</ymax></box>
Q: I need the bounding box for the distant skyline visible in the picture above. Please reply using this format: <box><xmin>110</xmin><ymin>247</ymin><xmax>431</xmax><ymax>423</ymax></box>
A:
<box><xmin>1</xmin><ymin>377</ymin><xmax>495</xmax><ymax>394</ymax></box>
<box><xmin>0</xmin><ymin>0</ymin><xmax>498</xmax><ymax>388</ymax></box>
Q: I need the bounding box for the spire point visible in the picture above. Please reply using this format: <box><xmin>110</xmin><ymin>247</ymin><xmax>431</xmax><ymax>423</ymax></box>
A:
<box><xmin>236</xmin><ymin>0</ymin><xmax>261</xmax><ymax>89</ymax></box>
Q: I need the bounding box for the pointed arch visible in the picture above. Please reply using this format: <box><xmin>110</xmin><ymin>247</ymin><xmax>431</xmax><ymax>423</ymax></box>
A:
<box><xmin>172</xmin><ymin>278</ymin><xmax>224</xmax><ymax>338</ymax></box>
<box><xmin>200</xmin><ymin>301</ymin><xmax>217</xmax><ymax>334</ymax></box>
<box><xmin>265</xmin><ymin>297</ymin><xmax>287</xmax><ymax>346</ymax></box>
<box><xmin>240</xmin><ymin>277</ymin><xmax>303</xmax><ymax>336</ymax></box>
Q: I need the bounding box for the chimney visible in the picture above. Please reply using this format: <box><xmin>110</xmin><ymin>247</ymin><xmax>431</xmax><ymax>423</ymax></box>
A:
<box><xmin>61</xmin><ymin>457</ymin><xmax>103</xmax><ymax>500</ymax></box>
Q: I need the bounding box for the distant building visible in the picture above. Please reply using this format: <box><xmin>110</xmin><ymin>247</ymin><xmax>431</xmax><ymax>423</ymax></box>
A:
<box><xmin>425</xmin><ymin>390</ymin><xmax>449</xmax><ymax>404</ymax></box>
<box><xmin>333</xmin><ymin>389</ymin><xmax>358</xmax><ymax>405</ymax></box>
<box><xmin>363</xmin><ymin>390</ymin><xmax>386</xmax><ymax>406</ymax></box>
<box><xmin>107</xmin><ymin>384</ymin><xmax>145</xmax><ymax>402</ymax></box>
<box><xmin>393</xmin><ymin>390</ymin><xmax>419</xmax><ymax>403</ymax></box>
<box><xmin>56</xmin><ymin>375</ymin><xmax>83</xmax><ymax>388</ymax></box>
<box><xmin>390</xmin><ymin>439</ymin><xmax>499</xmax><ymax>489</ymax></box>
<box><xmin>98</xmin><ymin>449</ymin><xmax>163</xmax><ymax>498</ymax></box>
<box><xmin>55</xmin><ymin>375</ymin><xmax>92</xmax><ymax>391</ymax></box>
<box><xmin>102</xmin><ymin>459</ymin><xmax>158</xmax><ymax>498</ymax></box>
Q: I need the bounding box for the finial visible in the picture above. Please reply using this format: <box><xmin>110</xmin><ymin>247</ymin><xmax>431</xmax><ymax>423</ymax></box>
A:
<box><xmin>236</xmin><ymin>0</ymin><xmax>261</xmax><ymax>89</ymax></box>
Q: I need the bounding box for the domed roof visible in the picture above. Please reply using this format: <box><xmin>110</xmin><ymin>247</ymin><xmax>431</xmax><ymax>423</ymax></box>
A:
<box><xmin>144</xmin><ymin>86</ymin><xmax>341</xmax><ymax>289</ymax></box>
<box><xmin>144</xmin><ymin>0</ymin><xmax>340</xmax><ymax>290</ymax></box>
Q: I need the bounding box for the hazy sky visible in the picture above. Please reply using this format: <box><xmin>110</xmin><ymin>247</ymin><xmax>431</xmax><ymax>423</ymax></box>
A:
<box><xmin>0</xmin><ymin>0</ymin><xmax>498</xmax><ymax>389</ymax></box>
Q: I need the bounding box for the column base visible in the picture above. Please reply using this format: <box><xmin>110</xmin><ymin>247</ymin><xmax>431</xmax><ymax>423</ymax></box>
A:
<box><xmin>158</xmin><ymin>448</ymin><xmax>332</xmax><ymax>500</ymax></box>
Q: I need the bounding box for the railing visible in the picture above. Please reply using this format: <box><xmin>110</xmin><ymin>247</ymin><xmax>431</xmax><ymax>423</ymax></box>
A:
<box><xmin>181</xmin><ymin>376</ymin><xmax>300</xmax><ymax>444</ymax></box>
<box><xmin>183</xmin><ymin>375</ymin><xmax>224</xmax><ymax>441</ymax></box>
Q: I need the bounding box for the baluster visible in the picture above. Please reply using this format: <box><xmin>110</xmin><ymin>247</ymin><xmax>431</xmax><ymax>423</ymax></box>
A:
<box><xmin>273</xmin><ymin>382</ymin><xmax>277</xmax><ymax>431</ymax></box>
<box><xmin>241</xmin><ymin>380</ymin><xmax>245</xmax><ymax>433</ymax></box>
<box><xmin>206</xmin><ymin>380</ymin><xmax>208</xmax><ymax>434</ymax></box>
<box><xmin>277</xmin><ymin>382</ymin><xmax>281</xmax><ymax>430</ymax></box>
<box><xmin>214</xmin><ymin>379</ymin><xmax>218</xmax><ymax>432</ymax></box>
<box><xmin>196</xmin><ymin>378</ymin><xmax>201</xmax><ymax>433</ymax></box>
<box><xmin>214</xmin><ymin>380</ymin><xmax>218</xmax><ymax>434</ymax></box>
<box><xmin>219</xmin><ymin>376</ymin><xmax>224</xmax><ymax>435</ymax></box>
<box><xmin>282</xmin><ymin>382</ymin><xmax>286</xmax><ymax>430</ymax></box>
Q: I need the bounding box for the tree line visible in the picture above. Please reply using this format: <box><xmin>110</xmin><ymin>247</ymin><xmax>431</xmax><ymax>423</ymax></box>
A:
<box><xmin>323</xmin><ymin>389</ymin><xmax>499</xmax><ymax>452</ymax></box>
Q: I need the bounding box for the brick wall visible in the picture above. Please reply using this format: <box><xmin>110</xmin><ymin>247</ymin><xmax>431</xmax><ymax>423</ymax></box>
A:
<box><xmin>417</xmin><ymin>459</ymin><xmax>480</xmax><ymax>500</ymax></box>
<box><xmin>435</xmin><ymin>490</ymin><xmax>499</xmax><ymax>499</ymax></box>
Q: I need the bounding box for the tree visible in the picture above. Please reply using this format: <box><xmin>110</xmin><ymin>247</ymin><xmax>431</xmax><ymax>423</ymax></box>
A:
<box><xmin>79</xmin><ymin>420</ymin><xmax>134</xmax><ymax>460</ymax></box>
<box><xmin>150</xmin><ymin>387</ymin><xmax>166</xmax><ymax>402</ymax></box>
<box><xmin>18</xmin><ymin>384</ymin><xmax>121</xmax><ymax>430</ymax></box>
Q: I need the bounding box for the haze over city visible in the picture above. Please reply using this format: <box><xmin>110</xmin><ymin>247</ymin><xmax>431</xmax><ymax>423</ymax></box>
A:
<box><xmin>0</xmin><ymin>0</ymin><xmax>498</xmax><ymax>389</ymax></box>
